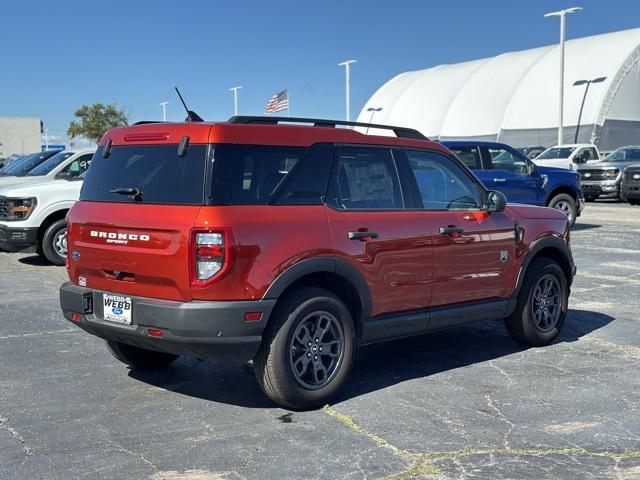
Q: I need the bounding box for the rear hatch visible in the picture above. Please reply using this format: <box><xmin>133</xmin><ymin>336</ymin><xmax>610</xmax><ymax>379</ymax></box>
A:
<box><xmin>66</xmin><ymin>129</ymin><xmax>210</xmax><ymax>302</ymax></box>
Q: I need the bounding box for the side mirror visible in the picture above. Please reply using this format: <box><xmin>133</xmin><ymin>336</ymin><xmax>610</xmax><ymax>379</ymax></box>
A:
<box><xmin>573</xmin><ymin>154</ymin><xmax>583</xmax><ymax>164</ymax></box>
<box><xmin>528</xmin><ymin>162</ymin><xmax>538</xmax><ymax>175</ymax></box>
<box><xmin>55</xmin><ymin>171</ymin><xmax>71</xmax><ymax>179</ymax></box>
<box><xmin>486</xmin><ymin>190</ymin><xmax>507</xmax><ymax>213</ymax></box>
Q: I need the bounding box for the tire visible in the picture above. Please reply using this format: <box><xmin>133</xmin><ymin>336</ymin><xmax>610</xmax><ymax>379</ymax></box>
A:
<box><xmin>630</xmin><ymin>200</ymin><xmax>640</xmax><ymax>206</ymax></box>
<box><xmin>505</xmin><ymin>258</ymin><xmax>568</xmax><ymax>347</ymax></box>
<box><xmin>618</xmin><ymin>191</ymin><xmax>627</xmax><ymax>203</ymax></box>
<box><xmin>254</xmin><ymin>287</ymin><xmax>356</xmax><ymax>409</ymax></box>
<box><xmin>585</xmin><ymin>196</ymin><xmax>597</xmax><ymax>202</ymax></box>
<box><xmin>106</xmin><ymin>340</ymin><xmax>179</xmax><ymax>369</ymax></box>
<box><xmin>548</xmin><ymin>193</ymin><xmax>577</xmax><ymax>227</ymax></box>
<box><xmin>41</xmin><ymin>219</ymin><xmax>68</xmax><ymax>266</ymax></box>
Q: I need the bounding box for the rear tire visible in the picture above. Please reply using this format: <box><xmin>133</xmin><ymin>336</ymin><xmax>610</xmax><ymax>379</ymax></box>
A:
<box><xmin>629</xmin><ymin>199</ymin><xmax>640</xmax><ymax>206</ymax></box>
<box><xmin>41</xmin><ymin>219</ymin><xmax>67</xmax><ymax>266</ymax></box>
<box><xmin>106</xmin><ymin>340</ymin><xmax>179</xmax><ymax>369</ymax></box>
<box><xmin>505</xmin><ymin>258</ymin><xmax>568</xmax><ymax>347</ymax></box>
<box><xmin>548</xmin><ymin>193</ymin><xmax>577</xmax><ymax>227</ymax></box>
<box><xmin>254</xmin><ymin>287</ymin><xmax>356</xmax><ymax>409</ymax></box>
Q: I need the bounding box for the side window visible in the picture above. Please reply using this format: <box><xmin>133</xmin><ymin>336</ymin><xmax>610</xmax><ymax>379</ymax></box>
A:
<box><xmin>584</xmin><ymin>148</ymin><xmax>597</xmax><ymax>161</ymax></box>
<box><xmin>404</xmin><ymin>149</ymin><xmax>482</xmax><ymax>210</ymax></box>
<box><xmin>448</xmin><ymin>146</ymin><xmax>482</xmax><ymax>170</ymax></box>
<box><xmin>329</xmin><ymin>147</ymin><xmax>404</xmax><ymax>210</ymax></box>
<box><xmin>486</xmin><ymin>148</ymin><xmax>528</xmax><ymax>175</ymax></box>
<box><xmin>61</xmin><ymin>154</ymin><xmax>93</xmax><ymax>177</ymax></box>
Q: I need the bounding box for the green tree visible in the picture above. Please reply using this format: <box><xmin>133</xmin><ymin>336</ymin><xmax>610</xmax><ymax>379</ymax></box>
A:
<box><xmin>67</xmin><ymin>103</ymin><xmax>129</xmax><ymax>143</ymax></box>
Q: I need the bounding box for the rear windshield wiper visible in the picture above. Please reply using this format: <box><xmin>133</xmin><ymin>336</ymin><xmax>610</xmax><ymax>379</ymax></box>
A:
<box><xmin>110</xmin><ymin>187</ymin><xmax>143</xmax><ymax>202</ymax></box>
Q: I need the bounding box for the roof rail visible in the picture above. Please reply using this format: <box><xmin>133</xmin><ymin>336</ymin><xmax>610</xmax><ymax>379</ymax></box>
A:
<box><xmin>227</xmin><ymin>116</ymin><xmax>429</xmax><ymax>140</ymax></box>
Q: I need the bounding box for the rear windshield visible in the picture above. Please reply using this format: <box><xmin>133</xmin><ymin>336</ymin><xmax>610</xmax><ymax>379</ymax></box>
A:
<box><xmin>80</xmin><ymin>145</ymin><xmax>207</xmax><ymax>205</ymax></box>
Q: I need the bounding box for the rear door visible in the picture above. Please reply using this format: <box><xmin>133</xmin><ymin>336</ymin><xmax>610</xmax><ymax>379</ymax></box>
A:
<box><xmin>325</xmin><ymin>145</ymin><xmax>433</xmax><ymax>317</ymax></box>
<box><xmin>398</xmin><ymin>148</ymin><xmax>518</xmax><ymax>308</ymax></box>
<box><xmin>480</xmin><ymin>146</ymin><xmax>543</xmax><ymax>205</ymax></box>
<box><xmin>66</xmin><ymin>144</ymin><xmax>208</xmax><ymax>302</ymax></box>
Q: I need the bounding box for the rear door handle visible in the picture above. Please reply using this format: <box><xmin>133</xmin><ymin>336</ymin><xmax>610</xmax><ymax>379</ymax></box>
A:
<box><xmin>493</xmin><ymin>178</ymin><xmax>507</xmax><ymax>183</ymax></box>
<box><xmin>348</xmin><ymin>231</ymin><xmax>378</xmax><ymax>241</ymax></box>
<box><xmin>439</xmin><ymin>226</ymin><xmax>464</xmax><ymax>236</ymax></box>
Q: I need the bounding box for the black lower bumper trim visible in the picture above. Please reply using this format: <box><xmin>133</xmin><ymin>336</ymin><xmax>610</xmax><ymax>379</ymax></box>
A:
<box><xmin>0</xmin><ymin>225</ymin><xmax>38</xmax><ymax>252</ymax></box>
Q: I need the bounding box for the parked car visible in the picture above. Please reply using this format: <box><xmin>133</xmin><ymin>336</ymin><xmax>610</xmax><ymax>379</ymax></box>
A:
<box><xmin>442</xmin><ymin>141</ymin><xmax>584</xmax><ymax>226</ymax></box>
<box><xmin>621</xmin><ymin>164</ymin><xmax>640</xmax><ymax>205</ymax></box>
<box><xmin>578</xmin><ymin>146</ymin><xmax>640</xmax><ymax>201</ymax></box>
<box><xmin>0</xmin><ymin>153</ymin><xmax>29</xmax><ymax>169</ymax></box>
<box><xmin>534</xmin><ymin>144</ymin><xmax>600</xmax><ymax>170</ymax></box>
<box><xmin>59</xmin><ymin>117</ymin><xmax>575</xmax><ymax>409</ymax></box>
<box><xmin>0</xmin><ymin>153</ymin><xmax>93</xmax><ymax>264</ymax></box>
<box><xmin>0</xmin><ymin>149</ymin><xmax>94</xmax><ymax>189</ymax></box>
<box><xmin>517</xmin><ymin>146</ymin><xmax>546</xmax><ymax>160</ymax></box>
<box><xmin>0</xmin><ymin>150</ymin><xmax>62</xmax><ymax>177</ymax></box>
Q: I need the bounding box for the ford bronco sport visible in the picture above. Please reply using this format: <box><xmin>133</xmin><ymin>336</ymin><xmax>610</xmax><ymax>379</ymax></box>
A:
<box><xmin>59</xmin><ymin>117</ymin><xmax>575</xmax><ymax>409</ymax></box>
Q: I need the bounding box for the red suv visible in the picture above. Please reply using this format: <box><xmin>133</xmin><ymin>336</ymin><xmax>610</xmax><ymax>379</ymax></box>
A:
<box><xmin>60</xmin><ymin>117</ymin><xmax>575</xmax><ymax>409</ymax></box>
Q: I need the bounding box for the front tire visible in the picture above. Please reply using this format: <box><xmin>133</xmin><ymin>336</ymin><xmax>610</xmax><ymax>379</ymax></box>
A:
<box><xmin>548</xmin><ymin>193</ymin><xmax>577</xmax><ymax>227</ymax></box>
<box><xmin>106</xmin><ymin>340</ymin><xmax>179</xmax><ymax>369</ymax></box>
<box><xmin>41</xmin><ymin>219</ymin><xmax>68</xmax><ymax>266</ymax></box>
<box><xmin>254</xmin><ymin>287</ymin><xmax>356</xmax><ymax>409</ymax></box>
<box><xmin>505</xmin><ymin>258</ymin><xmax>568</xmax><ymax>347</ymax></box>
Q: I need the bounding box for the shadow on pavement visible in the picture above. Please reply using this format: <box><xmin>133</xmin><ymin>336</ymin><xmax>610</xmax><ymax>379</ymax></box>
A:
<box><xmin>572</xmin><ymin>223</ymin><xmax>601</xmax><ymax>232</ymax></box>
<box><xmin>129</xmin><ymin>308</ymin><xmax>614</xmax><ymax>409</ymax></box>
<box><xmin>18</xmin><ymin>255</ymin><xmax>56</xmax><ymax>267</ymax></box>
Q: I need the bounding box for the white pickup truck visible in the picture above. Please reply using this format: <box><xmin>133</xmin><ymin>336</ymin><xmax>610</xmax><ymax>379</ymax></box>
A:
<box><xmin>533</xmin><ymin>144</ymin><xmax>600</xmax><ymax>170</ymax></box>
<box><xmin>0</xmin><ymin>149</ymin><xmax>95</xmax><ymax>265</ymax></box>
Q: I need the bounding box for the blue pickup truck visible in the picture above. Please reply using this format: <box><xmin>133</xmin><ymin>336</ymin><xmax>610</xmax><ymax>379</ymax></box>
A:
<box><xmin>442</xmin><ymin>141</ymin><xmax>584</xmax><ymax>226</ymax></box>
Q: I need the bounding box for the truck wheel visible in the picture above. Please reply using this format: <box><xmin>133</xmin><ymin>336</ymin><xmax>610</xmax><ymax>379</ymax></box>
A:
<box><xmin>548</xmin><ymin>194</ymin><xmax>577</xmax><ymax>227</ymax></box>
<box><xmin>106</xmin><ymin>340</ymin><xmax>179</xmax><ymax>369</ymax></box>
<box><xmin>41</xmin><ymin>219</ymin><xmax>68</xmax><ymax>266</ymax></box>
<box><xmin>254</xmin><ymin>287</ymin><xmax>356</xmax><ymax>409</ymax></box>
<box><xmin>585</xmin><ymin>196</ymin><xmax>596</xmax><ymax>202</ymax></box>
<box><xmin>505</xmin><ymin>258</ymin><xmax>568</xmax><ymax>347</ymax></box>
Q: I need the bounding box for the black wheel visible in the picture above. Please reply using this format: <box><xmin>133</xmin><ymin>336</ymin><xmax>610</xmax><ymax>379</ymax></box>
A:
<box><xmin>254</xmin><ymin>287</ymin><xmax>356</xmax><ymax>409</ymax></box>
<box><xmin>106</xmin><ymin>340</ymin><xmax>179</xmax><ymax>369</ymax></box>
<box><xmin>548</xmin><ymin>193</ymin><xmax>577</xmax><ymax>227</ymax></box>
<box><xmin>629</xmin><ymin>199</ymin><xmax>640</xmax><ymax>206</ymax></box>
<box><xmin>505</xmin><ymin>258</ymin><xmax>568</xmax><ymax>347</ymax></box>
<box><xmin>41</xmin><ymin>219</ymin><xmax>68</xmax><ymax>266</ymax></box>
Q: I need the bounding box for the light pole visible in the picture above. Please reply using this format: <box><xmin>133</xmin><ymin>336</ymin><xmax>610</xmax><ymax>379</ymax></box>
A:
<box><xmin>229</xmin><ymin>86</ymin><xmax>242</xmax><ymax>116</ymax></box>
<box><xmin>338</xmin><ymin>60</ymin><xmax>357</xmax><ymax>121</ymax></box>
<box><xmin>572</xmin><ymin>76</ymin><xmax>606</xmax><ymax>143</ymax></box>
<box><xmin>365</xmin><ymin>107</ymin><xmax>382</xmax><ymax>134</ymax></box>
<box><xmin>160</xmin><ymin>101</ymin><xmax>168</xmax><ymax>122</ymax></box>
<box><xmin>545</xmin><ymin>6</ymin><xmax>582</xmax><ymax>145</ymax></box>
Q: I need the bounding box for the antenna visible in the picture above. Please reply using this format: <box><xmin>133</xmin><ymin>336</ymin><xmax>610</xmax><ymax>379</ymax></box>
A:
<box><xmin>174</xmin><ymin>87</ymin><xmax>204</xmax><ymax>122</ymax></box>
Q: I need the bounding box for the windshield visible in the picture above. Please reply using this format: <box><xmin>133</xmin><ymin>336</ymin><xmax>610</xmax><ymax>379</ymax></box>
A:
<box><xmin>604</xmin><ymin>147</ymin><xmax>640</xmax><ymax>162</ymax></box>
<box><xmin>537</xmin><ymin>147</ymin><xmax>577</xmax><ymax>160</ymax></box>
<box><xmin>27</xmin><ymin>151</ymin><xmax>75</xmax><ymax>176</ymax></box>
<box><xmin>1</xmin><ymin>150</ymin><xmax>61</xmax><ymax>176</ymax></box>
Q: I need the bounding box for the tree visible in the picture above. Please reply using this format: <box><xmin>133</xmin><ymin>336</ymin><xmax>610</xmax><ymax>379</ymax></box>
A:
<box><xmin>67</xmin><ymin>103</ymin><xmax>129</xmax><ymax>143</ymax></box>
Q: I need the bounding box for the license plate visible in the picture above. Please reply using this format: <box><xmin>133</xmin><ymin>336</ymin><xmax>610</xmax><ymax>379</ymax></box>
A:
<box><xmin>103</xmin><ymin>294</ymin><xmax>132</xmax><ymax>325</ymax></box>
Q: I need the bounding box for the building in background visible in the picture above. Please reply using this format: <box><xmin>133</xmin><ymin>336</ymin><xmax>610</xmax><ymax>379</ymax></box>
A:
<box><xmin>358</xmin><ymin>28</ymin><xmax>640</xmax><ymax>150</ymax></box>
<box><xmin>0</xmin><ymin>117</ymin><xmax>41</xmax><ymax>158</ymax></box>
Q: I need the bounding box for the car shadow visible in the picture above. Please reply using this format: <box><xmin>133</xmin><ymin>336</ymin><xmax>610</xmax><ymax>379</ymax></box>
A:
<box><xmin>18</xmin><ymin>255</ymin><xmax>56</xmax><ymax>267</ymax></box>
<box><xmin>128</xmin><ymin>308</ymin><xmax>614</xmax><ymax>410</ymax></box>
<box><xmin>572</xmin><ymin>223</ymin><xmax>601</xmax><ymax>232</ymax></box>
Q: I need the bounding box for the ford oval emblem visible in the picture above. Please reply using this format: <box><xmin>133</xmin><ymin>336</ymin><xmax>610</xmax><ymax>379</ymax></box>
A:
<box><xmin>71</xmin><ymin>251</ymin><xmax>81</xmax><ymax>261</ymax></box>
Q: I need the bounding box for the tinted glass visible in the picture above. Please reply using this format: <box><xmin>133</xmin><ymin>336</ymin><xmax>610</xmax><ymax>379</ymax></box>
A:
<box><xmin>328</xmin><ymin>147</ymin><xmax>403</xmax><ymax>210</ymax></box>
<box><xmin>2</xmin><ymin>150</ymin><xmax>60</xmax><ymax>176</ymax></box>
<box><xmin>27</xmin><ymin>151</ymin><xmax>75</xmax><ymax>176</ymax></box>
<box><xmin>486</xmin><ymin>148</ymin><xmax>528</xmax><ymax>174</ymax></box>
<box><xmin>404</xmin><ymin>149</ymin><xmax>481</xmax><ymax>210</ymax></box>
<box><xmin>448</xmin><ymin>146</ymin><xmax>482</xmax><ymax>169</ymax></box>
<box><xmin>537</xmin><ymin>147</ymin><xmax>576</xmax><ymax>159</ymax></box>
<box><xmin>81</xmin><ymin>145</ymin><xmax>206</xmax><ymax>204</ymax></box>
<box><xmin>210</xmin><ymin>145</ymin><xmax>305</xmax><ymax>205</ymax></box>
<box><xmin>606</xmin><ymin>147</ymin><xmax>640</xmax><ymax>162</ymax></box>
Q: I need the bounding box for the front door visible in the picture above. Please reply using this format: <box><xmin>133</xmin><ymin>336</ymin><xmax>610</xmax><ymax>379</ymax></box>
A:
<box><xmin>325</xmin><ymin>145</ymin><xmax>433</xmax><ymax>317</ymax></box>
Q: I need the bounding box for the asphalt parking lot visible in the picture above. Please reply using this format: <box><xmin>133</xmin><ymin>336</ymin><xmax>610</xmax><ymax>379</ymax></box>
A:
<box><xmin>1</xmin><ymin>202</ymin><xmax>639</xmax><ymax>480</ymax></box>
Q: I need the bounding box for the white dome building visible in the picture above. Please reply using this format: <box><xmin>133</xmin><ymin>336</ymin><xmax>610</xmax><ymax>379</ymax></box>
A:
<box><xmin>357</xmin><ymin>28</ymin><xmax>640</xmax><ymax>150</ymax></box>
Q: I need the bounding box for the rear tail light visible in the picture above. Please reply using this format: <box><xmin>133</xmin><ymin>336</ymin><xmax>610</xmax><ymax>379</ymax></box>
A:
<box><xmin>191</xmin><ymin>229</ymin><xmax>234</xmax><ymax>286</ymax></box>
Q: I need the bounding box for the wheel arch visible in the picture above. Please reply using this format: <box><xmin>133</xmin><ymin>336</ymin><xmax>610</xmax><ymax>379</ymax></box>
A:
<box><xmin>514</xmin><ymin>236</ymin><xmax>575</xmax><ymax>297</ymax></box>
<box><xmin>37</xmin><ymin>209</ymin><xmax>69</xmax><ymax>247</ymax></box>
<box><xmin>546</xmin><ymin>186</ymin><xmax>578</xmax><ymax>206</ymax></box>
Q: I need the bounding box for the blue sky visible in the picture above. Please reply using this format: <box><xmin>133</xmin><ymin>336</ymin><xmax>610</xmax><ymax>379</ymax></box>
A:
<box><xmin>2</xmin><ymin>0</ymin><xmax>639</xmax><ymax>143</ymax></box>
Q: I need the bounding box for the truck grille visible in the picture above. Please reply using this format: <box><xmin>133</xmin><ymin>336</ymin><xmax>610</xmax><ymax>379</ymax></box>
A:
<box><xmin>625</xmin><ymin>169</ymin><xmax>640</xmax><ymax>181</ymax></box>
<box><xmin>580</xmin><ymin>169</ymin><xmax>619</xmax><ymax>181</ymax></box>
<box><xmin>0</xmin><ymin>200</ymin><xmax>9</xmax><ymax>220</ymax></box>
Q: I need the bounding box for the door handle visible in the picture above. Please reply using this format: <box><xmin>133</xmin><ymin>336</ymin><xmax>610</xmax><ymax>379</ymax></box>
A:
<box><xmin>439</xmin><ymin>226</ymin><xmax>464</xmax><ymax>236</ymax></box>
<box><xmin>348</xmin><ymin>231</ymin><xmax>378</xmax><ymax>241</ymax></box>
<box><xmin>493</xmin><ymin>178</ymin><xmax>507</xmax><ymax>183</ymax></box>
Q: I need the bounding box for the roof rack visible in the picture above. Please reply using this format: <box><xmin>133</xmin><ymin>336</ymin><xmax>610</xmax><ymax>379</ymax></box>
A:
<box><xmin>227</xmin><ymin>116</ymin><xmax>429</xmax><ymax>140</ymax></box>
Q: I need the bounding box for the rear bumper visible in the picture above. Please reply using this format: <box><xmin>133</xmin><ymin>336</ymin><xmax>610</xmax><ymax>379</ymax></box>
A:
<box><xmin>59</xmin><ymin>282</ymin><xmax>276</xmax><ymax>365</ymax></box>
<box><xmin>0</xmin><ymin>225</ymin><xmax>38</xmax><ymax>252</ymax></box>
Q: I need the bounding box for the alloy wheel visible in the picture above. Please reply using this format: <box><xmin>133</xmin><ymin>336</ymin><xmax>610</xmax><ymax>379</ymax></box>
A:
<box><xmin>531</xmin><ymin>274</ymin><xmax>562</xmax><ymax>332</ymax></box>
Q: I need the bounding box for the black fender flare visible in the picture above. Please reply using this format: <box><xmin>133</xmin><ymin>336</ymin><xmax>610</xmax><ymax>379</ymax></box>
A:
<box><xmin>262</xmin><ymin>257</ymin><xmax>373</xmax><ymax>318</ymax></box>
<box><xmin>514</xmin><ymin>236</ymin><xmax>575</xmax><ymax>296</ymax></box>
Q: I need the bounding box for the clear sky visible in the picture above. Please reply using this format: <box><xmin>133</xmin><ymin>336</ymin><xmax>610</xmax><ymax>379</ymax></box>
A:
<box><xmin>2</xmin><ymin>0</ymin><xmax>639</xmax><ymax>144</ymax></box>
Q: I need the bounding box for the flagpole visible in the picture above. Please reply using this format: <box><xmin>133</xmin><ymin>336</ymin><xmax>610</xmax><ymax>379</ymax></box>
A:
<box><xmin>287</xmin><ymin>87</ymin><xmax>290</xmax><ymax>117</ymax></box>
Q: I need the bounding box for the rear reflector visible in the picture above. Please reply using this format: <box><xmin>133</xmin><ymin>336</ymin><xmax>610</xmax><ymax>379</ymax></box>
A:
<box><xmin>244</xmin><ymin>312</ymin><xmax>263</xmax><ymax>322</ymax></box>
<box><xmin>147</xmin><ymin>328</ymin><xmax>164</xmax><ymax>338</ymax></box>
<box><xmin>71</xmin><ymin>313</ymin><xmax>81</xmax><ymax>322</ymax></box>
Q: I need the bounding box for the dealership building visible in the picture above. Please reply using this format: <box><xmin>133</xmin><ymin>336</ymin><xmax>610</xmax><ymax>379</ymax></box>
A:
<box><xmin>358</xmin><ymin>28</ymin><xmax>640</xmax><ymax>150</ymax></box>
<box><xmin>0</xmin><ymin>117</ymin><xmax>41</xmax><ymax>158</ymax></box>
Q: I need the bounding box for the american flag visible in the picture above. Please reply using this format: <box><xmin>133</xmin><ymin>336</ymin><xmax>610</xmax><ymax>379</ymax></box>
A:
<box><xmin>265</xmin><ymin>89</ymin><xmax>289</xmax><ymax>114</ymax></box>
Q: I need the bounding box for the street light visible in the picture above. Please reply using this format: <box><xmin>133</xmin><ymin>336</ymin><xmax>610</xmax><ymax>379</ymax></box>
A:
<box><xmin>338</xmin><ymin>60</ymin><xmax>357</xmax><ymax>121</ymax></box>
<box><xmin>545</xmin><ymin>6</ymin><xmax>582</xmax><ymax>145</ymax></box>
<box><xmin>572</xmin><ymin>76</ymin><xmax>606</xmax><ymax>143</ymax></box>
<box><xmin>365</xmin><ymin>107</ymin><xmax>383</xmax><ymax>134</ymax></box>
<box><xmin>229</xmin><ymin>86</ymin><xmax>242</xmax><ymax>116</ymax></box>
<box><xmin>160</xmin><ymin>101</ymin><xmax>168</xmax><ymax>122</ymax></box>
